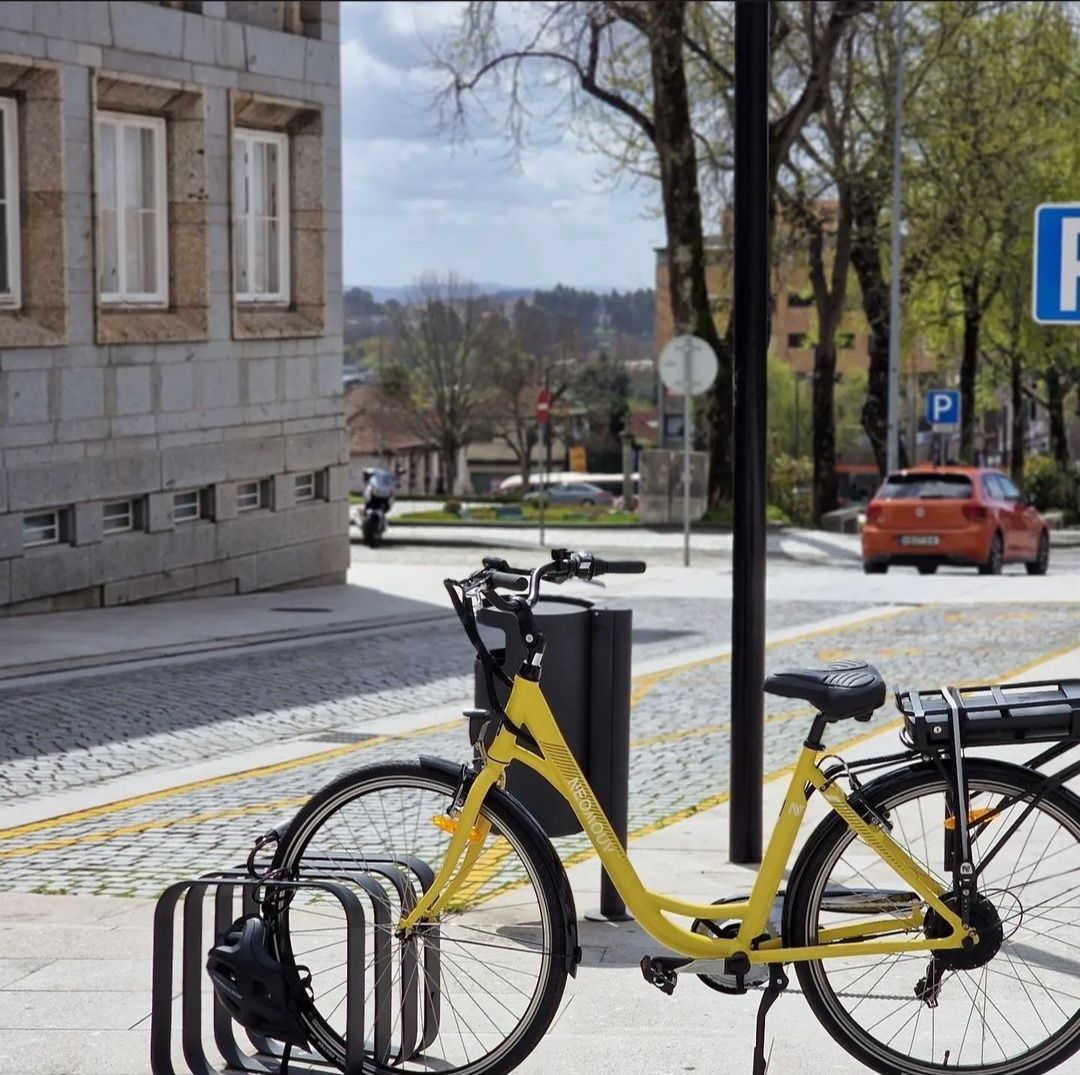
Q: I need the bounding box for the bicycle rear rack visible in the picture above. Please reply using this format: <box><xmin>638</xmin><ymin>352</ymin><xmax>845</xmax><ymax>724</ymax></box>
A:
<box><xmin>150</xmin><ymin>856</ymin><xmax>441</xmax><ymax>1075</ymax></box>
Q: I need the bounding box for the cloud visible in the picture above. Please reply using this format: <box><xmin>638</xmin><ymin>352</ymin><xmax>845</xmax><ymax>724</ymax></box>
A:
<box><xmin>338</xmin><ymin>1</ymin><xmax>661</xmax><ymax>290</ymax></box>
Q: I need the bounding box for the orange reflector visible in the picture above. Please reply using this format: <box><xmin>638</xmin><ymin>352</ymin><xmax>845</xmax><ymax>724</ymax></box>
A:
<box><xmin>432</xmin><ymin>814</ymin><xmax>484</xmax><ymax>843</ymax></box>
<box><xmin>944</xmin><ymin>808</ymin><xmax>997</xmax><ymax>830</ymax></box>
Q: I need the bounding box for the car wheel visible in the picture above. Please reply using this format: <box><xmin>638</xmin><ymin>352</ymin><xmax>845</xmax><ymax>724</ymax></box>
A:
<box><xmin>916</xmin><ymin>563</ymin><xmax>938</xmax><ymax>575</ymax></box>
<box><xmin>863</xmin><ymin>562</ymin><xmax>887</xmax><ymax>575</ymax></box>
<box><xmin>580</xmin><ymin>498</ymin><xmax>595</xmax><ymax>506</ymax></box>
<box><xmin>1026</xmin><ymin>530</ymin><xmax>1050</xmax><ymax>576</ymax></box>
<box><xmin>978</xmin><ymin>531</ymin><xmax>1004</xmax><ymax>575</ymax></box>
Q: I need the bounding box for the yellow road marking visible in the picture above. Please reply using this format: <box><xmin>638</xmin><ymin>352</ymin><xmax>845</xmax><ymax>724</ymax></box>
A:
<box><xmin>0</xmin><ymin>798</ymin><xmax>309</xmax><ymax>860</ymax></box>
<box><xmin>448</xmin><ymin>839</ymin><xmax>515</xmax><ymax>907</ymax></box>
<box><xmin>1</xmin><ymin>607</ymin><xmax>907</xmax><ymax>846</ymax></box>
<box><xmin>5</xmin><ymin>613</ymin><xmax>1074</xmax><ymax>866</ymax></box>
<box><xmin>629</xmin><ymin>605</ymin><xmax>917</xmax><ymax>708</ymax></box>
<box><xmin>0</xmin><ymin>718</ymin><xmax>460</xmax><ymax>842</ymax></box>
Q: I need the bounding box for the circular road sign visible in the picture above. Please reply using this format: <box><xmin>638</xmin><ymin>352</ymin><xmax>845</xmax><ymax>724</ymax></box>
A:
<box><xmin>658</xmin><ymin>335</ymin><xmax>718</xmax><ymax>397</ymax></box>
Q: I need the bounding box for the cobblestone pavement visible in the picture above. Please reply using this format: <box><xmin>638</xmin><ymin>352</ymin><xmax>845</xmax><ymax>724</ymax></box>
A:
<box><xmin>0</xmin><ymin>597</ymin><xmax>860</xmax><ymax>804</ymax></box>
<box><xmin>0</xmin><ymin>600</ymin><xmax>1075</xmax><ymax>896</ymax></box>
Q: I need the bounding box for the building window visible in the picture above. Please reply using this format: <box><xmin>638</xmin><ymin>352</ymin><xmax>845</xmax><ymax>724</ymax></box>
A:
<box><xmin>23</xmin><ymin>510</ymin><xmax>62</xmax><ymax>548</ymax></box>
<box><xmin>787</xmin><ymin>291</ymin><xmax>812</xmax><ymax>308</ymax></box>
<box><xmin>294</xmin><ymin>471</ymin><xmax>320</xmax><ymax>502</ymax></box>
<box><xmin>0</xmin><ymin>97</ymin><xmax>20</xmax><ymax>309</ymax></box>
<box><xmin>233</xmin><ymin>129</ymin><xmax>290</xmax><ymax>304</ymax></box>
<box><xmin>788</xmin><ymin>332</ymin><xmax>810</xmax><ymax>349</ymax></box>
<box><xmin>236</xmin><ymin>478</ymin><xmax>271</xmax><ymax>512</ymax></box>
<box><xmin>96</xmin><ymin>111</ymin><xmax>168</xmax><ymax>305</ymax></box>
<box><xmin>103</xmin><ymin>499</ymin><xmax>137</xmax><ymax>534</ymax></box>
<box><xmin>837</xmin><ymin>332</ymin><xmax>855</xmax><ymax>349</ymax></box>
<box><xmin>172</xmin><ymin>488</ymin><xmax>212</xmax><ymax>523</ymax></box>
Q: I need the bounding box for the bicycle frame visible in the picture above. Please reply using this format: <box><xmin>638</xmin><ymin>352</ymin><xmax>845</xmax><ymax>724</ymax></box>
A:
<box><xmin>400</xmin><ymin>676</ymin><xmax>969</xmax><ymax>964</ymax></box>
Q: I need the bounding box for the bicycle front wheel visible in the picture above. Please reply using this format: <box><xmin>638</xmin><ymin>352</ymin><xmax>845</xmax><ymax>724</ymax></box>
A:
<box><xmin>786</xmin><ymin>760</ymin><xmax>1080</xmax><ymax>1075</ymax></box>
<box><xmin>271</xmin><ymin>759</ymin><xmax>573</xmax><ymax>1075</ymax></box>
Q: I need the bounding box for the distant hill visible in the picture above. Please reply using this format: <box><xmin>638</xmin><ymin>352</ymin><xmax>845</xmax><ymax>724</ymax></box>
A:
<box><xmin>352</xmin><ymin>283</ymin><xmax>532</xmax><ymax>304</ymax></box>
<box><xmin>343</xmin><ymin>283</ymin><xmax>656</xmax><ymax>350</ymax></box>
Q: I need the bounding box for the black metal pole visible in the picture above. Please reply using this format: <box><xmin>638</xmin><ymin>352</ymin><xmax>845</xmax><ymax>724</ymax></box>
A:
<box><xmin>730</xmin><ymin>0</ymin><xmax>770</xmax><ymax>865</ymax></box>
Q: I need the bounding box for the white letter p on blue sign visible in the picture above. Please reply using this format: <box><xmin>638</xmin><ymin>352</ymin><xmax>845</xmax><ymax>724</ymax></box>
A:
<box><xmin>1060</xmin><ymin>218</ymin><xmax>1080</xmax><ymax>313</ymax></box>
<box><xmin>1034</xmin><ymin>204</ymin><xmax>1080</xmax><ymax>323</ymax></box>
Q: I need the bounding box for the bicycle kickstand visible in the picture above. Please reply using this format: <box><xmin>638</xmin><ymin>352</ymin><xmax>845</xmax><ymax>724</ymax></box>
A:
<box><xmin>751</xmin><ymin>964</ymin><xmax>789</xmax><ymax>1075</ymax></box>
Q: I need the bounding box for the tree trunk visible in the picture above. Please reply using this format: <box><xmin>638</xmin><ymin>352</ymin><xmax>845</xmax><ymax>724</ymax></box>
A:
<box><xmin>959</xmin><ymin>277</ymin><xmax>980</xmax><ymax>463</ymax></box>
<box><xmin>1046</xmin><ymin>361</ymin><xmax>1070</xmax><ymax>470</ymax></box>
<box><xmin>648</xmin><ymin>1</ymin><xmax>733</xmax><ymax>504</ymax></box>
<box><xmin>1010</xmin><ymin>350</ymin><xmax>1025</xmax><ymax>485</ymax></box>
<box><xmin>850</xmin><ymin>176</ymin><xmax>891</xmax><ymax>476</ymax></box>
<box><xmin>812</xmin><ymin>342</ymin><xmax>839</xmax><ymax>521</ymax></box>
<box><xmin>440</xmin><ymin>446</ymin><xmax>457</xmax><ymax>497</ymax></box>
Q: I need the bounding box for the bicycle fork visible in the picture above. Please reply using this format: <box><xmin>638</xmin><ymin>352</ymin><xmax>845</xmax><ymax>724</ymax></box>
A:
<box><xmin>398</xmin><ymin>751</ymin><xmax>508</xmax><ymax>932</ymax></box>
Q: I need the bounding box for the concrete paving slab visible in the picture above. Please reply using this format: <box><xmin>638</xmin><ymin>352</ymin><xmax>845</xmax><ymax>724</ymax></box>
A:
<box><xmin>12</xmin><ymin>959</ymin><xmax>152</xmax><ymax>993</ymax></box>
<box><xmin>0</xmin><ymin>959</ymin><xmax>51</xmax><ymax>989</ymax></box>
<box><xmin>0</xmin><ymin>989</ymin><xmax>149</xmax><ymax>1029</ymax></box>
<box><xmin>0</xmin><ymin>1029</ymin><xmax>149</xmax><ymax>1075</ymax></box>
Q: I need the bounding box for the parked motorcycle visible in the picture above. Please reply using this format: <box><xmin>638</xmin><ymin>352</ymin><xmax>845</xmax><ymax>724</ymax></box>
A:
<box><xmin>360</xmin><ymin>467</ymin><xmax>397</xmax><ymax>547</ymax></box>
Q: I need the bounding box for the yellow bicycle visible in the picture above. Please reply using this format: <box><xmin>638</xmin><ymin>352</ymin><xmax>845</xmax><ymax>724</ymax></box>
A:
<box><xmin>270</xmin><ymin>551</ymin><xmax>1080</xmax><ymax>1075</ymax></box>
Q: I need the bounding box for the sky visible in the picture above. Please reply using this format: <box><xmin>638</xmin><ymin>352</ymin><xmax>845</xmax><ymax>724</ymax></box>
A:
<box><xmin>339</xmin><ymin>1</ymin><xmax>661</xmax><ymax>292</ymax></box>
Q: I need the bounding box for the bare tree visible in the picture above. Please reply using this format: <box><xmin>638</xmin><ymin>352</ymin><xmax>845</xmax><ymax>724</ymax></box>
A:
<box><xmin>434</xmin><ymin>0</ymin><xmax>861</xmax><ymax>505</ymax></box>
<box><xmin>379</xmin><ymin>276</ymin><xmax>496</xmax><ymax>494</ymax></box>
<box><xmin>486</xmin><ymin>302</ymin><xmax>579</xmax><ymax>490</ymax></box>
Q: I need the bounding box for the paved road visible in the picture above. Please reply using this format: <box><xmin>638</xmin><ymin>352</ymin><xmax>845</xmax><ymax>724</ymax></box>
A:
<box><xmin>1</xmin><ymin>580</ymin><xmax>1075</xmax><ymax>897</ymax></box>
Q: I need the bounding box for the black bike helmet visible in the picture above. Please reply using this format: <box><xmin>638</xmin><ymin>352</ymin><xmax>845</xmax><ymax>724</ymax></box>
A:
<box><xmin>206</xmin><ymin>914</ymin><xmax>312</xmax><ymax>1047</ymax></box>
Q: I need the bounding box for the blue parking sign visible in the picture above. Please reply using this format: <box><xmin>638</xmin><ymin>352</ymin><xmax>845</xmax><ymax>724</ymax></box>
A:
<box><xmin>926</xmin><ymin>389</ymin><xmax>960</xmax><ymax>428</ymax></box>
<box><xmin>1033</xmin><ymin>204</ymin><xmax>1080</xmax><ymax>323</ymax></box>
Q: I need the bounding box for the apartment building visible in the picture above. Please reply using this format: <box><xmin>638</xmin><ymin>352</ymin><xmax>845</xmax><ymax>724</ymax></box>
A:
<box><xmin>0</xmin><ymin>1</ymin><xmax>347</xmax><ymax>612</ymax></box>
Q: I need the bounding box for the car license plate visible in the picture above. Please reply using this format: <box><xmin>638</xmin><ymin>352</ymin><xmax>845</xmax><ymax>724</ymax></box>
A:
<box><xmin>899</xmin><ymin>534</ymin><xmax>940</xmax><ymax>546</ymax></box>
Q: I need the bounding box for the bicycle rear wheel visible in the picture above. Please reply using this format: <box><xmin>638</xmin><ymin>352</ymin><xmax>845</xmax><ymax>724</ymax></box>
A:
<box><xmin>270</xmin><ymin>759</ymin><xmax>573</xmax><ymax>1075</ymax></box>
<box><xmin>786</xmin><ymin>760</ymin><xmax>1080</xmax><ymax>1075</ymax></box>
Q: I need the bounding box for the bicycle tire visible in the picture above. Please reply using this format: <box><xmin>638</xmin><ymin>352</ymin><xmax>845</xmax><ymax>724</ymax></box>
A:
<box><xmin>785</xmin><ymin>759</ymin><xmax>1080</xmax><ymax>1075</ymax></box>
<box><xmin>270</xmin><ymin>759</ymin><xmax>574</xmax><ymax>1075</ymax></box>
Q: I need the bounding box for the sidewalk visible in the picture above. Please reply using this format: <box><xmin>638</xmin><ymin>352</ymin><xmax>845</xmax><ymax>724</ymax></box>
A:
<box><xmin>0</xmin><ymin>580</ymin><xmax>449</xmax><ymax>682</ymax></box>
<box><xmin>1</xmin><ymin>645</ymin><xmax>1074</xmax><ymax>1075</ymax></box>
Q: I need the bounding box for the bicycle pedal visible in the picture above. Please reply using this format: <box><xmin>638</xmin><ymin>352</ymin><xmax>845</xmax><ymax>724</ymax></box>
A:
<box><xmin>640</xmin><ymin>955</ymin><xmax>682</xmax><ymax>995</ymax></box>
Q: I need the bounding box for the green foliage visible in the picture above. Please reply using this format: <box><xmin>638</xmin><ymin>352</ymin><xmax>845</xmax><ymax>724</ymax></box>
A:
<box><xmin>443</xmin><ymin>498</ymin><xmax>463</xmax><ymax>516</ymax></box>
<box><xmin>1023</xmin><ymin>455</ymin><xmax>1077</xmax><ymax>517</ymax></box>
<box><xmin>767</xmin><ymin>453</ymin><xmax>814</xmax><ymax>528</ymax></box>
<box><xmin>530</xmin><ymin>285</ymin><xmax>655</xmax><ymax>342</ymax></box>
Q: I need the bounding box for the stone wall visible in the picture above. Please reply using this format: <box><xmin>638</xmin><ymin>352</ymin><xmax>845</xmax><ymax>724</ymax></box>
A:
<box><xmin>0</xmin><ymin>1</ymin><xmax>346</xmax><ymax>613</ymax></box>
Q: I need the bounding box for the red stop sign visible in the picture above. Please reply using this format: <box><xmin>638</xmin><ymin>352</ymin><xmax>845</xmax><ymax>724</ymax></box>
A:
<box><xmin>536</xmin><ymin>387</ymin><xmax>550</xmax><ymax>423</ymax></box>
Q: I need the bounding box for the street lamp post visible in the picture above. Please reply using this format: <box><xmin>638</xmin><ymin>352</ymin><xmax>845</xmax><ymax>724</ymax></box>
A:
<box><xmin>730</xmin><ymin>0</ymin><xmax>770</xmax><ymax>866</ymax></box>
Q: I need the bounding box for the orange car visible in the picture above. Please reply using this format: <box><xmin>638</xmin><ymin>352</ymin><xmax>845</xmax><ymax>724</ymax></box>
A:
<box><xmin>861</xmin><ymin>466</ymin><xmax>1050</xmax><ymax>576</ymax></box>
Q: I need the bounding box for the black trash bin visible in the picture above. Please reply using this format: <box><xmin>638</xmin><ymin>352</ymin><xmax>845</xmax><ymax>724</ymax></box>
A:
<box><xmin>469</xmin><ymin>596</ymin><xmax>633</xmax><ymax>917</ymax></box>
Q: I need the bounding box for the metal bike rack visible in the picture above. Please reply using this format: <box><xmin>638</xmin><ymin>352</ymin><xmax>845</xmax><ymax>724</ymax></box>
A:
<box><xmin>150</xmin><ymin>857</ymin><xmax>441</xmax><ymax>1075</ymax></box>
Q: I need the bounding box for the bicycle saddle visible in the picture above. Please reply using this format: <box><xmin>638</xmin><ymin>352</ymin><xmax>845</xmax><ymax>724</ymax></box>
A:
<box><xmin>764</xmin><ymin>659</ymin><xmax>886</xmax><ymax>722</ymax></box>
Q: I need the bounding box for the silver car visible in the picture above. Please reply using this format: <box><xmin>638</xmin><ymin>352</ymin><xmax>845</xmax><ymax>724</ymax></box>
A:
<box><xmin>523</xmin><ymin>482</ymin><xmax>615</xmax><ymax>507</ymax></box>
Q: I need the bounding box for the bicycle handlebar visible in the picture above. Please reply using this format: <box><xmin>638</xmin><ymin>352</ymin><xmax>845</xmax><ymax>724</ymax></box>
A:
<box><xmin>488</xmin><ymin>570</ymin><xmax>529</xmax><ymax>592</ymax></box>
<box><xmin>458</xmin><ymin>549</ymin><xmax>647</xmax><ymax>609</ymax></box>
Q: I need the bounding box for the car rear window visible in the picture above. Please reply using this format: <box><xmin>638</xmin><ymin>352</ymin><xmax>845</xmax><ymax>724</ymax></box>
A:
<box><xmin>878</xmin><ymin>473</ymin><xmax>973</xmax><ymax>499</ymax></box>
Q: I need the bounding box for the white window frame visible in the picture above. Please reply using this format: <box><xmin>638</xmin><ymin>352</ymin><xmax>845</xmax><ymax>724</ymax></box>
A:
<box><xmin>233</xmin><ymin>128</ymin><xmax>290</xmax><ymax>304</ymax></box>
<box><xmin>96</xmin><ymin>110</ymin><xmax>168</xmax><ymax>306</ymax></box>
<box><xmin>102</xmin><ymin>499</ymin><xmax>135</xmax><ymax>534</ymax></box>
<box><xmin>0</xmin><ymin>96</ymin><xmax>20</xmax><ymax>309</ymax></box>
<box><xmin>236</xmin><ymin>479</ymin><xmax>270</xmax><ymax>512</ymax></box>
<box><xmin>294</xmin><ymin>472</ymin><xmax>317</xmax><ymax>502</ymax></box>
<box><xmin>172</xmin><ymin>489</ymin><xmax>202</xmax><ymax>524</ymax></box>
<box><xmin>23</xmin><ymin>510</ymin><xmax>60</xmax><ymax>548</ymax></box>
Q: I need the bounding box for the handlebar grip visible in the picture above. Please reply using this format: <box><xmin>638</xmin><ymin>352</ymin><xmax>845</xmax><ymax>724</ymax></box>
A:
<box><xmin>488</xmin><ymin>570</ymin><xmax>529</xmax><ymax>592</ymax></box>
<box><xmin>593</xmin><ymin>559</ymin><xmax>647</xmax><ymax>575</ymax></box>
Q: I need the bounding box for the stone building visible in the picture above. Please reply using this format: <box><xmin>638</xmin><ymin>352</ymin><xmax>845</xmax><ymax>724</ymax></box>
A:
<box><xmin>0</xmin><ymin>1</ymin><xmax>347</xmax><ymax>613</ymax></box>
